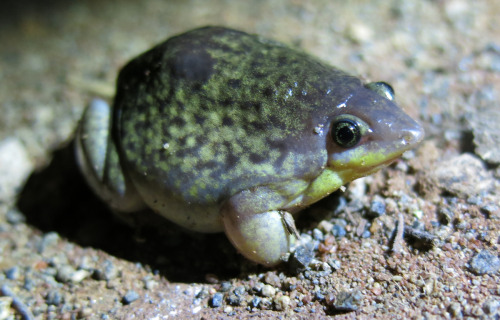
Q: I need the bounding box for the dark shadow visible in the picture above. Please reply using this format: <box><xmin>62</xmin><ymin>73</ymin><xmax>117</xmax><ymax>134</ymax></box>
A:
<box><xmin>459</xmin><ymin>130</ymin><xmax>475</xmax><ymax>154</ymax></box>
<box><xmin>1</xmin><ymin>0</ymin><xmax>70</xmax><ymax>27</ymax></box>
<box><xmin>294</xmin><ymin>190</ymin><xmax>344</xmax><ymax>230</ymax></box>
<box><xmin>17</xmin><ymin>141</ymin><xmax>266</xmax><ymax>282</ymax></box>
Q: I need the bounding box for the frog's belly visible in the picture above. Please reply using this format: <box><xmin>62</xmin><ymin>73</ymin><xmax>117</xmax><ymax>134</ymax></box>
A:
<box><xmin>134</xmin><ymin>182</ymin><xmax>224</xmax><ymax>233</ymax></box>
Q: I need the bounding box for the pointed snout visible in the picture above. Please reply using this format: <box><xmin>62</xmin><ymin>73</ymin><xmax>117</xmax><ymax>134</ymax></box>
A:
<box><xmin>400</xmin><ymin>119</ymin><xmax>425</xmax><ymax>149</ymax></box>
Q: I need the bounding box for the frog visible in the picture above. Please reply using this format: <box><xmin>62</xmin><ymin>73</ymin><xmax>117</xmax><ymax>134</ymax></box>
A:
<box><xmin>75</xmin><ymin>26</ymin><xmax>424</xmax><ymax>266</ymax></box>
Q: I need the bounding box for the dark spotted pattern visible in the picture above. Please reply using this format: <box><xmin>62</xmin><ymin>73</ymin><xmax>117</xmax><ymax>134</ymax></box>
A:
<box><xmin>113</xmin><ymin>27</ymin><xmax>363</xmax><ymax>204</ymax></box>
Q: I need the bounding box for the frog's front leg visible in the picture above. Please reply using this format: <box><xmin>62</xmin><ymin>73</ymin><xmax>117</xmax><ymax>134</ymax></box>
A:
<box><xmin>75</xmin><ymin>99</ymin><xmax>145</xmax><ymax>212</ymax></box>
<box><xmin>221</xmin><ymin>187</ymin><xmax>299</xmax><ymax>266</ymax></box>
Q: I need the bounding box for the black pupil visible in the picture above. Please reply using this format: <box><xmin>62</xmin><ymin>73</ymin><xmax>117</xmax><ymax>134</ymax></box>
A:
<box><xmin>333</xmin><ymin>119</ymin><xmax>360</xmax><ymax>148</ymax></box>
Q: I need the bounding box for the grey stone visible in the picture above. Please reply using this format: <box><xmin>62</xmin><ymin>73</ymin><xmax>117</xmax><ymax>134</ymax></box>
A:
<box><xmin>469</xmin><ymin>250</ymin><xmax>500</xmax><ymax>275</ymax></box>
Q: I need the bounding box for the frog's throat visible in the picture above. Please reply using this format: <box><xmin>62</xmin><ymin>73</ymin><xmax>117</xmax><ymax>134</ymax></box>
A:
<box><xmin>294</xmin><ymin>149</ymin><xmax>402</xmax><ymax>209</ymax></box>
<box><xmin>296</xmin><ymin>168</ymin><xmax>344</xmax><ymax>208</ymax></box>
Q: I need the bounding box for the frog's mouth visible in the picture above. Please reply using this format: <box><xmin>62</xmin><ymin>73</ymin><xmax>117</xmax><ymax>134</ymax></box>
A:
<box><xmin>285</xmin><ymin>126</ymin><xmax>424</xmax><ymax>211</ymax></box>
<box><xmin>328</xmin><ymin>135</ymin><xmax>422</xmax><ymax>186</ymax></box>
<box><xmin>330</xmin><ymin>125</ymin><xmax>424</xmax><ymax>173</ymax></box>
<box><xmin>288</xmin><ymin>148</ymin><xmax>404</xmax><ymax>211</ymax></box>
<box><xmin>331</xmin><ymin>152</ymin><xmax>400</xmax><ymax>184</ymax></box>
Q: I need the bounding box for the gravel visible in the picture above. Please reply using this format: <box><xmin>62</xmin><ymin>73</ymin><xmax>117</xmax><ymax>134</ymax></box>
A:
<box><xmin>122</xmin><ymin>290</ymin><xmax>140</xmax><ymax>305</ymax></box>
<box><xmin>469</xmin><ymin>250</ymin><xmax>500</xmax><ymax>275</ymax></box>
<box><xmin>288</xmin><ymin>244</ymin><xmax>314</xmax><ymax>274</ymax></box>
<box><xmin>368</xmin><ymin>197</ymin><xmax>387</xmax><ymax>218</ymax></box>
<box><xmin>0</xmin><ymin>138</ymin><xmax>32</xmax><ymax>203</ymax></box>
<box><xmin>210</xmin><ymin>293</ymin><xmax>223</xmax><ymax>308</ymax></box>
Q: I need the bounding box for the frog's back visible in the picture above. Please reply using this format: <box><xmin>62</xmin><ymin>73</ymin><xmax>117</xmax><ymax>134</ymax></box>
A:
<box><xmin>114</xmin><ymin>26</ymin><xmax>361</xmax><ymax>204</ymax></box>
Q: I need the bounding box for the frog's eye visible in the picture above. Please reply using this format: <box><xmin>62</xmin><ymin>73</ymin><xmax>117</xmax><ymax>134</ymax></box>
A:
<box><xmin>365</xmin><ymin>81</ymin><xmax>395</xmax><ymax>101</ymax></box>
<box><xmin>332</xmin><ymin>118</ymin><xmax>361</xmax><ymax>148</ymax></box>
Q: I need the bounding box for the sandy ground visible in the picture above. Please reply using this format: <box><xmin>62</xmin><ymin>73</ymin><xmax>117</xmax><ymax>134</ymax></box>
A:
<box><xmin>0</xmin><ymin>0</ymin><xmax>499</xmax><ymax>319</ymax></box>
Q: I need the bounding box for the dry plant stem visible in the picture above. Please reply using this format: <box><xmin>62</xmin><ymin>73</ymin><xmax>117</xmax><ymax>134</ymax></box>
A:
<box><xmin>404</xmin><ymin>226</ymin><xmax>438</xmax><ymax>245</ymax></box>
<box><xmin>392</xmin><ymin>213</ymin><xmax>405</xmax><ymax>254</ymax></box>
<box><xmin>1</xmin><ymin>284</ymin><xmax>35</xmax><ymax>320</ymax></box>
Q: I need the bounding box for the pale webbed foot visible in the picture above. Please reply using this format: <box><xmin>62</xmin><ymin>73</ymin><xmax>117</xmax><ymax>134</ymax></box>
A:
<box><xmin>221</xmin><ymin>189</ymin><xmax>299</xmax><ymax>266</ymax></box>
<box><xmin>223</xmin><ymin>209</ymin><xmax>296</xmax><ymax>266</ymax></box>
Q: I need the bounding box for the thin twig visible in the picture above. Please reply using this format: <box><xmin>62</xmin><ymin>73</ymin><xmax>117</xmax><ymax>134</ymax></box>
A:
<box><xmin>404</xmin><ymin>226</ymin><xmax>438</xmax><ymax>245</ymax></box>
<box><xmin>280</xmin><ymin>211</ymin><xmax>301</xmax><ymax>239</ymax></box>
<box><xmin>1</xmin><ymin>284</ymin><xmax>35</xmax><ymax>320</ymax></box>
<box><xmin>391</xmin><ymin>213</ymin><xmax>405</xmax><ymax>254</ymax></box>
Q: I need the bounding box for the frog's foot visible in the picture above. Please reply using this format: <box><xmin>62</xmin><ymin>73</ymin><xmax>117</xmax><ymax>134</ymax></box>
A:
<box><xmin>76</xmin><ymin>98</ymin><xmax>145</xmax><ymax>212</ymax></box>
<box><xmin>221</xmin><ymin>191</ymin><xmax>298</xmax><ymax>266</ymax></box>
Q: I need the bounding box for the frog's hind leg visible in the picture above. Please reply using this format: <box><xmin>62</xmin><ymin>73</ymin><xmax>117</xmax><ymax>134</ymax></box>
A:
<box><xmin>76</xmin><ymin>99</ymin><xmax>145</xmax><ymax>212</ymax></box>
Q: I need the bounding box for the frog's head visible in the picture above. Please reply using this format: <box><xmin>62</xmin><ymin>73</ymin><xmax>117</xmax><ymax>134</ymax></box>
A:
<box><xmin>326</xmin><ymin>82</ymin><xmax>424</xmax><ymax>183</ymax></box>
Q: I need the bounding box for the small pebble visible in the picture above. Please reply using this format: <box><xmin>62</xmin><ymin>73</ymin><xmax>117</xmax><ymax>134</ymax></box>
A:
<box><xmin>122</xmin><ymin>290</ymin><xmax>140</xmax><ymax>305</ymax></box>
<box><xmin>220</xmin><ymin>281</ymin><xmax>232</xmax><ymax>292</ymax></box>
<box><xmin>448</xmin><ymin>302</ymin><xmax>462</xmax><ymax>317</ymax></box>
<box><xmin>143</xmin><ymin>278</ymin><xmax>158</xmax><ymax>290</ymax></box>
<box><xmin>331</xmin><ymin>224</ymin><xmax>346</xmax><ymax>238</ymax></box>
<box><xmin>94</xmin><ymin>259</ymin><xmax>119</xmax><ymax>281</ymax></box>
<box><xmin>332</xmin><ymin>290</ymin><xmax>363</xmax><ymax>312</ymax></box>
<box><xmin>5</xmin><ymin>267</ymin><xmax>20</xmax><ymax>280</ymax></box>
<box><xmin>46</xmin><ymin>290</ymin><xmax>64</xmax><ymax>306</ymax></box>
<box><xmin>289</xmin><ymin>244</ymin><xmax>314</xmax><ymax>274</ymax></box>
<box><xmin>0</xmin><ymin>137</ymin><xmax>32</xmax><ymax>202</ymax></box>
<box><xmin>482</xmin><ymin>204</ymin><xmax>499</xmax><ymax>218</ymax></box>
<box><xmin>233</xmin><ymin>286</ymin><xmax>246</xmax><ymax>297</ymax></box>
<box><xmin>251</xmin><ymin>282</ymin><xmax>264</xmax><ymax>294</ymax></box>
<box><xmin>264</xmin><ymin>272</ymin><xmax>281</xmax><ymax>287</ymax></box>
<box><xmin>60</xmin><ymin>266</ymin><xmax>90</xmax><ymax>283</ymax></box>
<box><xmin>0</xmin><ymin>296</ymin><xmax>13</xmax><ymax>319</ymax></box>
<box><xmin>71</xmin><ymin>270</ymin><xmax>90</xmax><ymax>283</ymax></box>
<box><xmin>469</xmin><ymin>250</ymin><xmax>500</xmax><ymax>275</ymax></box>
<box><xmin>317</xmin><ymin>221</ymin><xmax>333</xmax><ymax>233</ymax></box>
<box><xmin>367</xmin><ymin>198</ymin><xmax>386</xmax><ymax>218</ymax></box>
<box><xmin>5</xmin><ymin>209</ymin><xmax>25</xmax><ymax>225</ymax></box>
<box><xmin>482</xmin><ymin>299</ymin><xmax>500</xmax><ymax>315</ymax></box>
<box><xmin>210</xmin><ymin>293</ymin><xmax>223</xmax><ymax>308</ymax></box>
<box><xmin>226</xmin><ymin>293</ymin><xmax>241</xmax><ymax>306</ymax></box>
<box><xmin>283</xmin><ymin>278</ymin><xmax>297</xmax><ymax>291</ymax></box>
<box><xmin>37</xmin><ymin>232</ymin><xmax>60</xmax><ymax>254</ymax></box>
<box><xmin>315</xmin><ymin>291</ymin><xmax>325</xmax><ymax>301</ymax></box>
<box><xmin>324</xmin><ymin>292</ymin><xmax>336</xmax><ymax>306</ymax></box>
<box><xmin>274</xmin><ymin>295</ymin><xmax>290</xmax><ymax>311</ymax></box>
<box><xmin>250</xmin><ymin>297</ymin><xmax>261</xmax><ymax>308</ymax></box>
<box><xmin>78</xmin><ymin>307</ymin><xmax>93</xmax><ymax>318</ymax></box>
<box><xmin>195</xmin><ymin>287</ymin><xmax>209</xmax><ymax>299</ymax></box>
<box><xmin>468</xmin><ymin>105</ymin><xmax>500</xmax><ymax>164</ymax></box>
<box><xmin>327</xmin><ymin>259</ymin><xmax>341</xmax><ymax>271</ymax></box>
<box><xmin>78</xmin><ymin>256</ymin><xmax>96</xmax><ymax>271</ymax></box>
<box><xmin>260</xmin><ymin>285</ymin><xmax>276</xmax><ymax>297</ymax></box>
<box><xmin>317</xmin><ymin>261</ymin><xmax>333</xmax><ymax>275</ymax></box>
<box><xmin>438</xmin><ymin>207</ymin><xmax>454</xmax><ymax>224</ymax></box>
<box><xmin>259</xmin><ymin>298</ymin><xmax>273</xmax><ymax>310</ymax></box>
<box><xmin>56</xmin><ymin>265</ymin><xmax>75</xmax><ymax>283</ymax></box>
<box><xmin>312</xmin><ymin>228</ymin><xmax>324</xmax><ymax>241</ymax></box>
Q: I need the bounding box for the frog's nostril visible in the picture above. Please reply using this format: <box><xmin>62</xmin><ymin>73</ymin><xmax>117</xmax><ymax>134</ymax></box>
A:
<box><xmin>401</xmin><ymin>123</ymin><xmax>425</xmax><ymax>146</ymax></box>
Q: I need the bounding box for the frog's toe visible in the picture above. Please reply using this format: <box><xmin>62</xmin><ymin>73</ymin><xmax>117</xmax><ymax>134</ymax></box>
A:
<box><xmin>222</xmin><ymin>209</ymin><xmax>294</xmax><ymax>266</ymax></box>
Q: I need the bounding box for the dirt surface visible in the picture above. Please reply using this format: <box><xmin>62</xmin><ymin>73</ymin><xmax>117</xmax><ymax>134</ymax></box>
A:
<box><xmin>1</xmin><ymin>0</ymin><xmax>499</xmax><ymax>319</ymax></box>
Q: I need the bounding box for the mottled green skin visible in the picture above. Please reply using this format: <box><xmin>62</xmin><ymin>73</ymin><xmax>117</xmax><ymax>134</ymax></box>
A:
<box><xmin>114</xmin><ymin>27</ymin><xmax>360</xmax><ymax>205</ymax></box>
<box><xmin>78</xmin><ymin>26</ymin><xmax>424</xmax><ymax>266</ymax></box>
